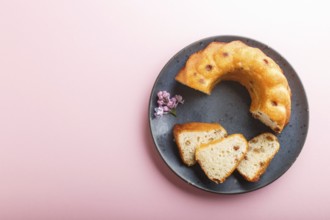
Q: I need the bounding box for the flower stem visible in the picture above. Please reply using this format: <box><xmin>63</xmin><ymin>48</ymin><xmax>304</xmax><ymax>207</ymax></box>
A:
<box><xmin>169</xmin><ymin>109</ymin><xmax>177</xmax><ymax>117</ymax></box>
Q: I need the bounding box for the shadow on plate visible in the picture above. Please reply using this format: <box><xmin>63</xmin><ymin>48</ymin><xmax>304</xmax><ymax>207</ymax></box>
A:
<box><xmin>142</xmin><ymin>107</ymin><xmax>252</xmax><ymax>198</ymax></box>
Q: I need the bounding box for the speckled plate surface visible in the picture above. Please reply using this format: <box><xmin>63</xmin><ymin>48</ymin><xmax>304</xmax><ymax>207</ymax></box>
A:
<box><xmin>148</xmin><ymin>36</ymin><xmax>309</xmax><ymax>194</ymax></box>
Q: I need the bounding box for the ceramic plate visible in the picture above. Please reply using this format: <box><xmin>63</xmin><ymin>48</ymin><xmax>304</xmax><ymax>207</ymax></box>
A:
<box><xmin>148</xmin><ymin>36</ymin><xmax>309</xmax><ymax>194</ymax></box>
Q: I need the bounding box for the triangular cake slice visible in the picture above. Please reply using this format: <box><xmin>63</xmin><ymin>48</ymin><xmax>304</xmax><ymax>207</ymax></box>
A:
<box><xmin>237</xmin><ymin>133</ymin><xmax>280</xmax><ymax>182</ymax></box>
<box><xmin>173</xmin><ymin>122</ymin><xmax>227</xmax><ymax>166</ymax></box>
<box><xmin>195</xmin><ymin>134</ymin><xmax>248</xmax><ymax>183</ymax></box>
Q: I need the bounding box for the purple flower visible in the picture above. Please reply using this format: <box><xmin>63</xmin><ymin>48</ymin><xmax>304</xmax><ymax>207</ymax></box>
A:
<box><xmin>167</xmin><ymin>99</ymin><xmax>177</xmax><ymax>109</ymax></box>
<box><xmin>157</xmin><ymin>100</ymin><xmax>164</xmax><ymax>106</ymax></box>
<box><xmin>162</xmin><ymin>91</ymin><xmax>170</xmax><ymax>99</ymax></box>
<box><xmin>154</xmin><ymin>90</ymin><xmax>184</xmax><ymax>118</ymax></box>
<box><xmin>175</xmin><ymin>95</ymin><xmax>184</xmax><ymax>104</ymax></box>
<box><xmin>157</xmin><ymin>91</ymin><xmax>164</xmax><ymax>99</ymax></box>
<box><xmin>163</xmin><ymin>106</ymin><xmax>170</xmax><ymax>112</ymax></box>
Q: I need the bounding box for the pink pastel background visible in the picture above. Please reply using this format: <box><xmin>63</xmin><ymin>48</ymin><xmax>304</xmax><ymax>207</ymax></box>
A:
<box><xmin>0</xmin><ymin>0</ymin><xmax>329</xmax><ymax>219</ymax></box>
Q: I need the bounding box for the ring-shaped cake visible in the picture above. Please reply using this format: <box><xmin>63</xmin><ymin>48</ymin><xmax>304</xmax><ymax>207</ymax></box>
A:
<box><xmin>175</xmin><ymin>41</ymin><xmax>291</xmax><ymax>133</ymax></box>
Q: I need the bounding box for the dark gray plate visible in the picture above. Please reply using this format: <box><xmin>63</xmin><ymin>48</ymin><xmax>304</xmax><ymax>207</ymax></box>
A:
<box><xmin>148</xmin><ymin>36</ymin><xmax>309</xmax><ymax>194</ymax></box>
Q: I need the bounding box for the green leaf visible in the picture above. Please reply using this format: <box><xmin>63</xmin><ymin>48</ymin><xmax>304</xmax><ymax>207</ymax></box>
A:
<box><xmin>169</xmin><ymin>109</ymin><xmax>177</xmax><ymax>117</ymax></box>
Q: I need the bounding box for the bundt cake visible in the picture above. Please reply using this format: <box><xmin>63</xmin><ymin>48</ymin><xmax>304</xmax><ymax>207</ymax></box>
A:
<box><xmin>175</xmin><ymin>41</ymin><xmax>291</xmax><ymax>133</ymax></box>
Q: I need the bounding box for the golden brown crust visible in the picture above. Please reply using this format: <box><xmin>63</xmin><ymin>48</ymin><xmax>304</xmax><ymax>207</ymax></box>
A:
<box><xmin>173</xmin><ymin>122</ymin><xmax>223</xmax><ymax>134</ymax></box>
<box><xmin>173</xmin><ymin>125</ymin><xmax>187</xmax><ymax>166</ymax></box>
<box><xmin>196</xmin><ymin>133</ymin><xmax>246</xmax><ymax>151</ymax></box>
<box><xmin>175</xmin><ymin>41</ymin><xmax>291</xmax><ymax>133</ymax></box>
<box><xmin>173</xmin><ymin>122</ymin><xmax>224</xmax><ymax>145</ymax></box>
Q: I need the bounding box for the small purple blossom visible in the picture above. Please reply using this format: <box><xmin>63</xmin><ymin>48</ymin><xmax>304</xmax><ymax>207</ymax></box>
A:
<box><xmin>154</xmin><ymin>90</ymin><xmax>184</xmax><ymax>118</ymax></box>
<box><xmin>163</xmin><ymin>106</ymin><xmax>170</xmax><ymax>112</ymax></box>
<box><xmin>175</xmin><ymin>95</ymin><xmax>184</xmax><ymax>104</ymax></box>
<box><xmin>157</xmin><ymin>91</ymin><xmax>164</xmax><ymax>99</ymax></box>
<box><xmin>167</xmin><ymin>100</ymin><xmax>176</xmax><ymax>109</ymax></box>
<box><xmin>163</xmin><ymin>91</ymin><xmax>170</xmax><ymax>99</ymax></box>
<box><xmin>157</xmin><ymin>100</ymin><xmax>164</xmax><ymax>106</ymax></box>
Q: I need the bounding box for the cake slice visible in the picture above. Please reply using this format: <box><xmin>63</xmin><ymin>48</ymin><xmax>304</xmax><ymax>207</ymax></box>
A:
<box><xmin>173</xmin><ymin>122</ymin><xmax>227</xmax><ymax>166</ymax></box>
<box><xmin>237</xmin><ymin>133</ymin><xmax>280</xmax><ymax>182</ymax></box>
<box><xmin>195</xmin><ymin>134</ymin><xmax>248</xmax><ymax>183</ymax></box>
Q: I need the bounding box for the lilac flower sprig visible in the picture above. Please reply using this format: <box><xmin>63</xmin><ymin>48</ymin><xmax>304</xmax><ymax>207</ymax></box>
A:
<box><xmin>154</xmin><ymin>91</ymin><xmax>184</xmax><ymax>118</ymax></box>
